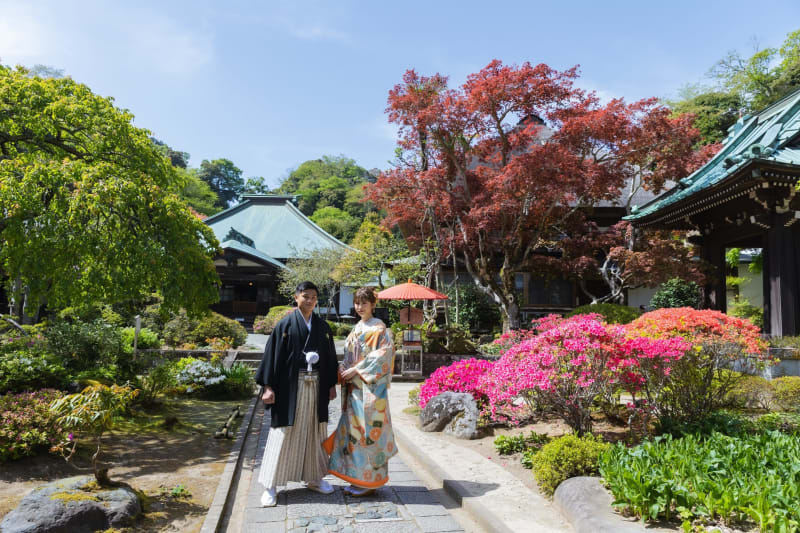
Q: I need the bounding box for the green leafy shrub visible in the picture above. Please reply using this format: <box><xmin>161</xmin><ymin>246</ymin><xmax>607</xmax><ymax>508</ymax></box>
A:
<box><xmin>162</xmin><ymin>310</ymin><xmax>199</xmax><ymax>347</ymax></box>
<box><xmin>134</xmin><ymin>363</ymin><xmax>175</xmax><ymax>405</ymax></box>
<box><xmin>220</xmin><ymin>363</ymin><xmax>255</xmax><ymax>399</ymax></box>
<box><xmin>99</xmin><ymin>306</ymin><xmax>125</xmax><ymax>327</ymax></box>
<box><xmin>477</xmin><ymin>342</ymin><xmax>502</xmax><ymax>357</ymax></box>
<box><xmin>0</xmin><ymin>336</ymin><xmax>68</xmax><ymax>393</ymax></box>
<box><xmin>0</xmin><ymin>389</ymin><xmax>66</xmax><ymax>461</ymax></box>
<box><xmin>725</xmin><ymin>374</ymin><xmax>773</xmax><ymax>410</ymax></box>
<box><xmin>445</xmin><ymin>283</ymin><xmax>502</xmax><ymax>332</ymax></box>
<box><xmin>120</xmin><ymin>327</ymin><xmax>162</xmax><ymax>352</ymax></box>
<box><xmin>139</xmin><ymin>299</ymin><xmax>171</xmax><ymax>336</ymax></box>
<box><xmin>71</xmin><ymin>366</ymin><xmax>118</xmax><ymax>385</ymax></box>
<box><xmin>45</xmin><ymin>319</ymin><xmax>126</xmax><ymax>374</ymax></box>
<box><xmin>253</xmin><ymin>306</ymin><xmax>294</xmax><ymax>335</ymax></box>
<box><xmin>327</xmin><ymin>321</ymin><xmax>353</xmax><ymax>337</ymax></box>
<box><xmin>565</xmin><ymin>303</ymin><xmax>641</xmax><ymax>324</ymax></box>
<box><xmin>408</xmin><ymin>384</ymin><xmax>420</xmax><ymax>406</ymax></box>
<box><xmin>424</xmin><ymin>325</ymin><xmax>477</xmax><ymax>354</ymax></box>
<box><xmin>648</xmin><ymin>278</ymin><xmax>701</xmax><ymax>309</ymax></box>
<box><xmin>754</xmin><ymin>411</ymin><xmax>800</xmax><ymax>434</ymax></box>
<box><xmin>655</xmin><ymin>410</ymin><xmax>752</xmax><ymax>438</ymax></box>
<box><xmin>770</xmin><ymin>336</ymin><xmax>800</xmax><ymax>350</ymax></box>
<box><xmin>521</xmin><ymin>448</ymin><xmax>537</xmax><ymax>469</ymax></box>
<box><xmin>599</xmin><ymin>431</ymin><xmax>800</xmax><ymax>528</ymax></box>
<box><xmin>190</xmin><ymin>313</ymin><xmax>247</xmax><ymax>348</ymax></box>
<box><xmin>494</xmin><ymin>431</ymin><xmax>550</xmax><ymax>455</ymax></box>
<box><xmin>531</xmin><ymin>433</ymin><xmax>609</xmax><ymax>496</ymax></box>
<box><xmin>772</xmin><ymin>376</ymin><xmax>800</xmax><ymax>411</ymax></box>
<box><xmin>728</xmin><ymin>300</ymin><xmax>764</xmax><ymax>329</ymax></box>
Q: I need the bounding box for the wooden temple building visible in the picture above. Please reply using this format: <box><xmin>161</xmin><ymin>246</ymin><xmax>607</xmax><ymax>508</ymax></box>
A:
<box><xmin>204</xmin><ymin>195</ymin><xmax>352</xmax><ymax>327</ymax></box>
<box><xmin>626</xmin><ymin>89</ymin><xmax>800</xmax><ymax>337</ymax></box>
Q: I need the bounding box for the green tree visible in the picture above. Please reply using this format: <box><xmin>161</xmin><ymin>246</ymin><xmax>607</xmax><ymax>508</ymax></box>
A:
<box><xmin>197</xmin><ymin>158</ymin><xmax>244</xmax><ymax>208</ymax></box>
<box><xmin>151</xmin><ymin>137</ymin><xmax>190</xmax><ymax>169</ymax></box>
<box><xmin>277</xmin><ymin>155</ymin><xmax>372</xmax><ymax>217</ymax></box>
<box><xmin>278</xmin><ymin>247</ymin><xmax>345</xmax><ymax>317</ymax></box>
<box><xmin>670</xmin><ymin>89</ymin><xmax>742</xmax><ymax>144</ymax></box>
<box><xmin>335</xmin><ymin>218</ymin><xmax>415</xmax><ymax>288</ymax></box>
<box><xmin>51</xmin><ymin>384</ymin><xmax>138</xmax><ymax>484</ymax></box>
<box><xmin>0</xmin><ymin>65</ymin><xmax>220</xmax><ymax>321</ymax></box>
<box><xmin>177</xmin><ymin>167</ymin><xmax>221</xmax><ymax>216</ymax></box>
<box><xmin>669</xmin><ymin>29</ymin><xmax>800</xmax><ymax>145</ymax></box>
<box><xmin>310</xmin><ymin>206</ymin><xmax>360</xmax><ymax>242</ymax></box>
<box><xmin>243</xmin><ymin>175</ymin><xmax>270</xmax><ymax>194</ymax></box>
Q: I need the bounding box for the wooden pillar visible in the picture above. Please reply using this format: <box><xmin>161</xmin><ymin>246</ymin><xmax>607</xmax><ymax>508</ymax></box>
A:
<box><xmin>701</xmin><ymin>239</ymin><xmax>726</xmax><ymax>312</ymax></box>
<box><xmin>763</xmin><ymin>223</ymin><xmax>800</xmax><ymax>337</ymax></box>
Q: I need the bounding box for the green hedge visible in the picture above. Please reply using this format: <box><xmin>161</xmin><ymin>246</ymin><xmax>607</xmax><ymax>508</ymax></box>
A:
<box><xmin>120</xmin><ymin>327</ymin><xmax>161</xmax><ymax>351</ymax></box>
<box><xmin>190</xmin><ymin>312</ymin><xmax>248</xmax><ymax>347</ymax></box>
<box><xmin>253</xmin><ymin>306</ymin><xmax>294</xmax><ymax>335</ymax></box>
<box><xmin>649</xmin><ymin>278</ymin><xmax>701</xmax><ymax>309</ymax></box>
<box><xmin>565</xmin><ymin>303</ymin><xmax>641</xmax><ymax>324</ymax></box>
<box><xmin>531</xmin><ymin>433</ymin><xmax>609</xmax><ymax>496</ymax></box>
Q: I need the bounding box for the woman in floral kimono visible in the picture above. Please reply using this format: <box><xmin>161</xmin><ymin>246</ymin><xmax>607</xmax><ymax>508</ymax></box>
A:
<box><xmin>324</xmin><ymin>287</ymin><xmax>397</xmax><ymax>496</ymax></box>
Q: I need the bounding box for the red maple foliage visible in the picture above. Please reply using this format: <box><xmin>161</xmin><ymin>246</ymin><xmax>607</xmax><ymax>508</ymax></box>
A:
<box><xmin>369</xmin><ymin>60</ymin><xmax>708</xmax><ymax>327</ymax></box>
<box><xmin>559</xmin><ymin>220</ymin><xmax>708</xmax><ymax>304</ymax></box>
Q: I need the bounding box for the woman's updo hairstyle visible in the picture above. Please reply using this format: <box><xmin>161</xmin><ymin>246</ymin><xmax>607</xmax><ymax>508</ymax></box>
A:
<box><xmin>353</xmin><ymin>286</ymin><xmax>377</xmax><ymax>304</ymax></box>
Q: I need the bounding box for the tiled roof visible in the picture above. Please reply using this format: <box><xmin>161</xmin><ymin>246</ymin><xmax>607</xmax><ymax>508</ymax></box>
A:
<box><xmin>205</xmin><ymin>195</ymin><xmax>355</xmax><ymax>259</ymax></box>
<box><xmin>218</xmin><ymin>239</ymin><xmax>288</xmax><ymax>270</ymax></box>
<box><xmin>626</xmin><ymin>88</ymin><xmax>800</xmax><ymax>222</ymax></box>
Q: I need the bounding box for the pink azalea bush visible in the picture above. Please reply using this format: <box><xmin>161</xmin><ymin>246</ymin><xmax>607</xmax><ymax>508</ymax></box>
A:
<box><xmin>491</xmin><ymin>328</ymin><xmax>537</xmax><ymax>356</ymax></box>
<box><xmin>418</xmin><ymin>358</ymin><xmax>494</xmax><ymax>415</ymax></box>
<box><xmin>484</xmin><ymin>315</ymin><xmax>688</xmax><ymax>434</ymax></box>
<box><xmin>419</xmin><ymin>309</ymin><xmax>769</xmax><ymax>433</ymax></box>
<box><xmin>0</xmin><ymin>389</ymin><xmax>67</xmax><ymax>461</ymax></box>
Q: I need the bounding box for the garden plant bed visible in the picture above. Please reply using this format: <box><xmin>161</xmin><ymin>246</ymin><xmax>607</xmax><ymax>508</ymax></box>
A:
<box><xmin>427</xmin><ymin>415</ymin><xmax>763</xmax><ymax>533</ymax></box>
<box><xmin>457</xmin><ymin>415</ymin><xmax>632</xmax><ymax>493</ymax></box>
<box><xmin>0</xmin><ymin>397</ymin><xmax>249</xmax><ymax>532</ymax></box>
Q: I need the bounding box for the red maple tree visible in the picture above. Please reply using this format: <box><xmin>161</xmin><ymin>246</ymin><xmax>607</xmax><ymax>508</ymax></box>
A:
<box><xmin>369</xmin><ymin>60</ymin><xmax>709</xmax><ymax>328</ymax></box>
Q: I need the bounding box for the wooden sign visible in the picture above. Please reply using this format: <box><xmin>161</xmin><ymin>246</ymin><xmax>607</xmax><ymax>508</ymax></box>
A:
<box><xmin>399</xmin><ymin>307</ymin><xmax>423</xmax><ymax>325</ymax></box>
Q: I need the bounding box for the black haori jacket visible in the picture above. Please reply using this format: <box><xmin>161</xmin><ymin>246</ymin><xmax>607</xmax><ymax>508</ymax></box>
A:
<box><xmin>254</xmin><ymin>309</ymin><xmax>338</xmax><ymax>428</ymax></box>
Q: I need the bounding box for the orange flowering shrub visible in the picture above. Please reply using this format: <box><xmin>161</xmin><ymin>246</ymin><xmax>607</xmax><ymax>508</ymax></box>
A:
<box><xmin>627</xmin><ymin>308</ymin><xmax>769</xmax><ymax>423</ymax></box>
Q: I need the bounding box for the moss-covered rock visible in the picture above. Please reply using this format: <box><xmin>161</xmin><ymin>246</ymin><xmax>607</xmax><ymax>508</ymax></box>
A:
<box><xmin>1</xmin><ymin>475</ymin><xmax>141</xmax><ymax>533</ymax></box>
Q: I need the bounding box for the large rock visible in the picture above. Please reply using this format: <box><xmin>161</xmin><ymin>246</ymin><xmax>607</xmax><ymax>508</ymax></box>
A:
<box><xmin>0</xmin><ymin>475</ymin><xmax>141</xmax><ymax>533</ymax></box>
<box><xmin>419</xmin><ymin>392</ymin><xmax>479</xmax><ymax>439</ymax></box>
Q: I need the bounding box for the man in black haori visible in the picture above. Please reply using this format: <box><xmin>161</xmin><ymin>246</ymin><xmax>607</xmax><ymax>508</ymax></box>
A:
<box><xmin>254</xmin><ymin>281</ymin><xmax>339</xmax><ymax>506</ymax></box>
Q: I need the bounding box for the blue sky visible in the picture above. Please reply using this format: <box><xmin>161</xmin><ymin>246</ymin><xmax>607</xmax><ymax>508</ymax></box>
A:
<box><xmin>2</xmin><ymin>1</ymin><xmax>799</xmax><ymax>187</ymax></box>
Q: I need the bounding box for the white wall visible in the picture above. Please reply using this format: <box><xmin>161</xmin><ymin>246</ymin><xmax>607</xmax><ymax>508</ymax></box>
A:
<box><xmin>628</xmin><ymin>286</ymin><xmax>660</xmax><ymax>310</ymax></box>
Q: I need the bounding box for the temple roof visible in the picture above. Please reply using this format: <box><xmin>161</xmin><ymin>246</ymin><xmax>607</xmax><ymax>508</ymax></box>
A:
<box><xmin>218</xmin><ymin>239</ymin><xmax>288</xmax><ymax>270</ymax></box>
<box><xmin>205</xmin><ymin>195</ymin><xmax>354</xmax><ymax>260</ymax></box>
<box><xmin>626</xmin><ymin>88</ymin><xmax>800</xmax><ymax>223</ymax></box>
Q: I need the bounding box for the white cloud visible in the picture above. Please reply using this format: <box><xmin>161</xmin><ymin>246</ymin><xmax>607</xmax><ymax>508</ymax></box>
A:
<box><xmin>265</xmin><ymin>1</ymin><xmax>353</xmax><ymax>44</ymax></box>
<box><xmin>278</xmin><ymin>19</ymin><xmax>351</xmax><ymax>43</ymax></box>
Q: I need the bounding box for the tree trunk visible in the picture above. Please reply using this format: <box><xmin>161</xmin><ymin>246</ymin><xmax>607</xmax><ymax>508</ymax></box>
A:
<box><xmin>502</xmin><ymin>299</ymin><xmax>521</xmax><ymax>331</ymax></box>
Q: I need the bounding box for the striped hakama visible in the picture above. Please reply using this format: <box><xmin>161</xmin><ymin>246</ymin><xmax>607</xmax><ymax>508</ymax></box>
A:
<box><xmin>258</xmin><ymin>371</ymin><xmax>329</xmax><ymax>489</ymax></box>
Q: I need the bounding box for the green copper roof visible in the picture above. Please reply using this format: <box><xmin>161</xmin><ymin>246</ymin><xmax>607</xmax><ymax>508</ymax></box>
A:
<box><xmin>626</xmin><ymin>89</ymin><xmax>800</xmax><ymax>222</ymax></box>
<box><xmin>219</xmin><ymin>240</ymin><xmax>288</xmax><ymax>270</ymax></box>
<box><xmin>205</xmin><ymin>195</ymin><xmax>354</xmax><ymax>259</ymax></box>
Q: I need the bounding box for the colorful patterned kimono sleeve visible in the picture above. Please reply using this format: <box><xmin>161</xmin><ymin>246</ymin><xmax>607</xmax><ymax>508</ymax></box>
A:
<box><xmin>353</xmin><ymin>327</ymin><xmax>393</xmax><ymax>384</ymax></box>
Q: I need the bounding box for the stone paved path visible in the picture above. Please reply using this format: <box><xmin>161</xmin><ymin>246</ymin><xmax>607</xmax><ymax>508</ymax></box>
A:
<box><xmin>238</xmin><ymin>392</ymin><xmax>466</xmax><ymax>533</ymax></box>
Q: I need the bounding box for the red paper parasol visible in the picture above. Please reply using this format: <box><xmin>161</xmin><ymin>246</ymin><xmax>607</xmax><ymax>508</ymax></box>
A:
<box><xmin>377</xmin><ymin>279</ymin><xmax>448</xmax><ymax>301</ymax></box>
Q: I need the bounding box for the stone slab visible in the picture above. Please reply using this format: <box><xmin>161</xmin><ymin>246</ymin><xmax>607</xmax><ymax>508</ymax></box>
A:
<box><xmin>553</xmin><ymin>477</ymin><xmax>651</xmax><ymax>533</ymax></box>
